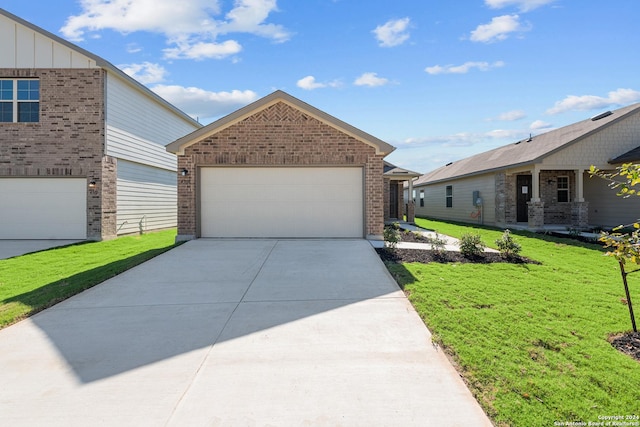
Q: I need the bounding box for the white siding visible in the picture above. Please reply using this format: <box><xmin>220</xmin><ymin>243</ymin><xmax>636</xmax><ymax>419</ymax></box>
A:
<box><xmin>0</xmin><ymin>14</ymin><xmax>98</xmax><ymax>68</ymax></box>
<box><xmin>584</xmin><ymin>171</ymin><xmax>640</xmax><ymax>228</ymax></box>
<box><xmin>105</xmin><ymin>74</ymin><xmax>198</xmax><ymax>171</ymax></box>
<box><xmin>415</xmin><ymin>174</ymin><xmax>496</xmax><ymax>225</ymax></box>
<box><xmin>116</xmin><ymin>160</ymin><xmax>177</xmax><ymax>235</ymax></box>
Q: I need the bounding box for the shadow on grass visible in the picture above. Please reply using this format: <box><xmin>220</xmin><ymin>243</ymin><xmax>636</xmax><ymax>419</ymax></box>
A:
<box><xmin>2</xmin><ymin>243</ymin><xmax>181</xmax><ymax>326</ymax></box>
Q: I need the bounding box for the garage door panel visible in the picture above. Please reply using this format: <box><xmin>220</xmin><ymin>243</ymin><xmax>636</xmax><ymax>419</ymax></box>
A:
<box><xmin>200</xmin><ymin>167</ymin><xmax>363</xmax><ymax>238</ymax></box>
<box><xmin>0</xmin><ymin>178</ymin><xmax>86</xmax><ymax>239</ymax></box>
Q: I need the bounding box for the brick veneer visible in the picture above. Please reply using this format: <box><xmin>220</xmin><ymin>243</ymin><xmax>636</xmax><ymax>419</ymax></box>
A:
<box><xmin>0</xmin><ymin>68</ymin><xmax>114</xmax><ymax>240</ymax></box>
<box><xmin>177</xmin><ymin>101</ymin><xmax>385</xmax><ymax>238</ymax></box>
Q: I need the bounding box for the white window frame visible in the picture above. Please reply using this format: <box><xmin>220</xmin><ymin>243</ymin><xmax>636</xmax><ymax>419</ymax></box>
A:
<box><xmin>446</xmin><ymin>185</ymin><xmax>453</xmax><ymax>208</ymax></box>
<box><xmin>0</xmin><ymin>78</ymin><xmax>39</xmax><ymax>123</ymax></box>
<box><xmin>557</xmin><ymin>176</ymin><xmax>569</xmax><ymax>203</ymax></box>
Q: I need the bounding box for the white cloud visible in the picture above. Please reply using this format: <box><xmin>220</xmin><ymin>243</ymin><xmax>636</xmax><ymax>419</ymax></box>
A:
<box><xmin>372</xmin><ymin>17</ymin><xmax>410</xmax><ymax>47</ymax></box>
<box><xmin>546</xmin><ymin>88</ymin><xmax>640</xmax><ymax>114</ymax></box>
<box><xmin>61</xmin><ymin>0</ymin><xmax>289</xmax><ymax>60</ymax></box>
<box><xmin>296</xmin><ymin>76</ymin><xmax>341</xmax><ymax>90</ymax></box>
<box><xmin>485</xmin><ymin>0</ymin><xmax>555</xmax><ymax>12</ymax></box>
<box><xmin>119</xmin><ymin>62</ymin><xmax>167</xmax><ymax>84</ymax></box>
<box><xmin>402</xmin><ymin>128</ymin><xmax>525</xmax><ymax>148</ymax></box>
<box><xmin>426</xmin><ymin>61</ymin><xmax>505</xmax><ymax>75</ymax></box>
<box><xmin>530</xmin><ymin>120</ymin><xmax>552</xmax><ymax>130</ymax></box>
<box><xmin>164</xmin><ymin>39</ymin><xmax>242</xmax><ymax>60</ymax></box>
<box><xmin>493</xmin><ymin>110</ymin><xmax>526</xmax><ymax>121</ymax></box>
<box><xmin>354</xmin><ymin>72</ymin><xmax>389</xmax><ymax>87</ymax></box>
<box><xmin>470</xmin><ymin>14</ymin><xmax>527</xmax><ymax>43</ymax></box>
<box><xmin>151</xmin><ymin>85</ymin><xmax>258</xmax><ymax>121</ymax></box>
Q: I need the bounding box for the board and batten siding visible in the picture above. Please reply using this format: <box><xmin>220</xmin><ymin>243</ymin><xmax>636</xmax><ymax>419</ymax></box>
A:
<box><xmin>116</xmin><ymin>160</ymin><xmax>177</xmax><ymax>235</ymax></box>
<box><xmin>0</xmin><ymin>13</ymin><xmax>98</xmax><ymax>68</ymax></box>
<box><xmin>584</xmin><ymin>171</ymin><xmax>640</xmax><ymax>228</ymax></box>
<box><xmin>414</xmin><ymin>173</ymin><xmax>496</xmax><ymax>225</ymax></box>
<box><xmin>105</xmin><ymin>73</ymin><xmax>198</xmax><ymax>171</ymax></box>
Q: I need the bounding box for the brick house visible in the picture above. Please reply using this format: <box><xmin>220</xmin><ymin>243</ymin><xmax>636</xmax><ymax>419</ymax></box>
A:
<box><xmin>410</xmin><ymin>103</ymin><xmax>640</xmax><ymax>230</ymax></box>
<box><xmin>0</xmin><ymin>9</ymin><xmax>200</xmax><ymax>240</ymax></box>
<box><xmin>166</xmin><ymin>90</ymin><xmax>408</xmax><ymax>240</ymax></box>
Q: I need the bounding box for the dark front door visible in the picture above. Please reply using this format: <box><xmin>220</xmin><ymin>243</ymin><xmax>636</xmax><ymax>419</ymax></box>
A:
<box><xmin>390</xmin><ymin>183</ymin><xmax>398</xmax><ymax>218</ymax></box>
<box><xmin>516</xmin><ymin>175</ymin><xmax>532</xmax><ymax>222</ymax></box>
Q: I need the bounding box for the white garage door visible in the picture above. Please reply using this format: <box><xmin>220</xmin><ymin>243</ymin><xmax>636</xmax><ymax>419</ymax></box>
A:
<box><xmin>200</xmin><ymin>167</ymin><xmax>363</xmax><ymax>238</ymax></box>
<box><xmin>0</xmin><ymin>178</ymin><xmax>87</xmax><ymax>239</ymax></box>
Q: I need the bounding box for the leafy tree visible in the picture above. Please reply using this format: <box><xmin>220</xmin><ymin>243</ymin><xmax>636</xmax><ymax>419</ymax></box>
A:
<box><xmin>589</xmin><ymin>163</ymin><xmax>640</xmax><ymax>332</ymax></box>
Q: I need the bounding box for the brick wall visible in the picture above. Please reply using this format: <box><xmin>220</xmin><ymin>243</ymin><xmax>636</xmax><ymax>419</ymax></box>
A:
<box><xmin>0</xmin><ymin>68</ymin><xmax>112</xmax><ymax>240</ymax></box>
<box><xmin>178</xmin><ymin>101</ymin><xmax>384</xmax><ymax>238</ymax></box>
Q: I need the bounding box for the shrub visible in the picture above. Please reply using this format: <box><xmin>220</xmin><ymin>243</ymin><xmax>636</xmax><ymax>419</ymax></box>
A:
<box><xmin>458</xmin><ymin>232</ymin><xmax>486</xmax><ymax>257</ymax></box>
<box><xmin>383</xmin><ymin>222</ymin><xmax>401</xmax><ymax>250</ymax></box>
<box><xmin>495</xmin><ymin>229</ymin><xmax>522</xmax><ymax>258</ymax></box>
<box><xmin>427</xmin><ymin>232</ymin><xmax>447</xmax><ymax>254</ymax></box>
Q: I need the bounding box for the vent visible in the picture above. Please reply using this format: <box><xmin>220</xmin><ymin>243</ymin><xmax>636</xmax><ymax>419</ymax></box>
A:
<box><xmin>445</xmin><ymin>162</ymin><xmax>453</xmax><ymax>166</ymax></box>
<box><xmin>591</xmin><ymin>111</ymin><xmax>612</xmax><ymax>121</ymax></box>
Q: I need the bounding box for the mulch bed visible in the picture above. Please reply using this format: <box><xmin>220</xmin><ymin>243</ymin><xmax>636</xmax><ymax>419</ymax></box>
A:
<box><xmin>375</xmin><ymin>248</ymin><xmax>538</xmax><ymax>264</ymax></box>
<box><xmin>610</xmin><ymin>332</ymin><xmax>640</xmax><ymax>362</ymax></box>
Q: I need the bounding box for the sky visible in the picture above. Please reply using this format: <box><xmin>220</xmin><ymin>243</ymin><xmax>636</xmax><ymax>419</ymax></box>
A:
<box><xmin>2</xmin><ymin>0</ymin><xmax>640</xmax><ymax>174</ymax></box>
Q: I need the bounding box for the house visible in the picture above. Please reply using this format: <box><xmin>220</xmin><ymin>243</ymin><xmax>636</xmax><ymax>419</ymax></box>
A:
<box><xmin>411</xmin><ymin>103</ymin><xmax>640</xmax><ymax>230</ymax></box>
<box><xmin>166</xmin><ymin>90</ymin><xmax>413</xmax><ymax>240</ymax></box>
<box><xmin>384</xmin><ymin>161</ymin><xmax>421</xmax><ymax>223</ymax></box>
<box><xmin>0</xmin><ymin>9</ymin><xmax>201</xmax><ymax>240</ymax></box>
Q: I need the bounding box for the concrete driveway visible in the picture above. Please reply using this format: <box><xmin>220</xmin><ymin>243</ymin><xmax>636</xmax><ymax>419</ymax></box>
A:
<box><xmin>0</xmin><ymin>240</ymin><xmax>83</xmax><ymax>260</ymax></box>
<box><xmin>0</xmin><ymin>239</ymin><xmax>492</xmax><ymax>426</ymax></box>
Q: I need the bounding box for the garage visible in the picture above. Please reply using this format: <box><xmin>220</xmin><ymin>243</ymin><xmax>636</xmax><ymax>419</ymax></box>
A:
<box><xmin>0</xmin><ymin>178</ymin><xmax>87</xmax><ymax>239</ymax></box>
<box><xmin>200</xmin><ymin>167</ymin><xmax>363</xmax><ymax>238</ymax></box>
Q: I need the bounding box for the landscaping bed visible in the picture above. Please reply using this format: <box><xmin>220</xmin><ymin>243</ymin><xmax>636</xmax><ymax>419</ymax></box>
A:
<box><xmin>375</xmin><ymin>247</ymin><xmax>536</xmax><ymax>264</ymax></box>
<box><xmin>610</xmin><ymin>332</ymin><xmax>640</xmax><ymax>362</ymax></box>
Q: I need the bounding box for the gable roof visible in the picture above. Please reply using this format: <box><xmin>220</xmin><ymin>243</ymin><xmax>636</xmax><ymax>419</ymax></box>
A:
<box><xmin>166</xmin><ymin>90</ymin><xmax>395</xmax><ymax>155</ymax></box>
<box><xmin>414</xmin><ymin>102</ymin><xmax>640</xmax><ymax>186</ymax></box>
<box><xmin>383</xmin><ymin>161</ymin><xmax>421</xmax><ymax>179</ymax></box>
<box><xmin>609</xmin><ymin>145</ymin><xmax>640</xmax><ymax>164</ymax></box>
<box><xmin>0</xmin><ymin>8</ymin><xmax>199</xmax><ymax>128</ymax></box>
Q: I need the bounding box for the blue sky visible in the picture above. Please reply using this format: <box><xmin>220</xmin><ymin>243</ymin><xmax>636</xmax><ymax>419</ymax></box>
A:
<box><xmin>3</xmin><ymin>0</ymin><xmax>640</xmax><ymax>173</ymax></box>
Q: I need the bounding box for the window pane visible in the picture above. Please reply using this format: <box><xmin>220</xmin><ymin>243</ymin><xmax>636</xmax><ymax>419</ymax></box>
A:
<box><xmin>17</xmin><ymin>80</ymin><xmax>39</xmax><ymax>101</ymax></box>
<box><xmin>0</xmin><ymin>80</ymin><xmax>13</xmax><ymax>100</ymax></box>
<box><xmin>0</xmin><ymin>102</ymin><xmax>13</xmax><ymax>122</ymax></box>
<box><xmin>18</xmin><ymin>102</ymin><xmax>39</xmax><ymax>122</ymax></box>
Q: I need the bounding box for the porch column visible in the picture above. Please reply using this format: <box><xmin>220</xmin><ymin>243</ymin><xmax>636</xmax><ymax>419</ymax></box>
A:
<box><xmin>575</xmin><ymin>169</ymin><xmax>585</xmax><ymax>202</ymax></box>
<box><xmin>407</xmin><ymin>178</ymin><xmax>415</xmax><ymax>223</ymax></box>
<box><xmin>531</xmin><ymin>165</ymin><xmax>541</xmax><ymax>202</ymax></box>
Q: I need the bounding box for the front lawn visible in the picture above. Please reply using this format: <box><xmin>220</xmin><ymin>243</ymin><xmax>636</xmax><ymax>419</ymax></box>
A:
<box><xmin>0</xmin><ymin>230</ymin><xmax>179</xmax><ymax>329</ymax></box>
<box><xmin>384</xmin><ymin>218</ymin><xmax>640</xmax><ymax>426</ymax></box>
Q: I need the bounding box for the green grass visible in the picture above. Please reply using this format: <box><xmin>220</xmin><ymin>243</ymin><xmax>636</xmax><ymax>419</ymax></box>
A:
<box><xmin>0</xmin><ymin>230</ymin><xmax>180</xmax><ymax>329</ymax></box>
<box><xmin>386</xmin><ymin>218</ymin><xmax>640</xmax><ymax>426</ymax></box>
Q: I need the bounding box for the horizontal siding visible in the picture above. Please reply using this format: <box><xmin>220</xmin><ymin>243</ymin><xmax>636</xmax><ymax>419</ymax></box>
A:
<box><xmin>0</xmin><ymin>14</ymin><xmax>98</xmax><ymax>68</ymax></box>
<box><xmin>414</xmin><ymin>174</ymin><xmax>496</xmax><ymax>225</ymax></box>
<box><xmin>106</xmin><ymin>73</ymin><xmax>198</xmax><ymax>170</ymax></box>
<box><xmin>584</xmin><ymin>172</ymin><xmax>640</xmax><ymax>228</ymax></box>
<box><xmin>116</xmin><ymin>160</ymin><xmax>177</xmax><ymax>235</ymax></box>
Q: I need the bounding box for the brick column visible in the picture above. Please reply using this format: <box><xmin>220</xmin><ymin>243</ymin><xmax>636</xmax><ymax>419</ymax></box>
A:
<box><xmin>527</xmin><ymin>200</ymin><xmax>545</xmax><ymax>230</ymax></box>
<box><xmin>571</xmin><ymin>201</ymin><xmax>589</xmax><ymax>228</ymax></box>
<box><xmin>406</xmin><ymin>201</ymin><xmax>415</xmax><ymax>223</ymax></box>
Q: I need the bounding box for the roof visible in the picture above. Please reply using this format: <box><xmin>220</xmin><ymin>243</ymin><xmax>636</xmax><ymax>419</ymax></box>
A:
<box><xmin>0</xmin><ymin>8</ymin><xmax>200</xmax><ymax>128</ymax></box>
<box><xmin>383</xmin><ymin>161</ymin><xmax>421</xmax><ymax>179</ymax></box>
<box><xmin>414</xmin><ymin>102</ymin><xmax>640</xmax><ymax>186</ymax></box>
<box><xmin>166</xmin><ymin>90</ymin><xmax>395</xmax><ymax>155</ymax></box>
<box><xmin>609</xmin><ymin>145</ymin><xmax>640</xmax><ymax>164</ymax></box>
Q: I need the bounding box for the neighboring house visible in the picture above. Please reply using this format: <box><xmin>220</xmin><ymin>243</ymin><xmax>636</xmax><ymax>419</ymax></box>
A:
<box><xmin>166</xmin><ymin>90</ymin><xmax>412</xmax><ymax>240</ymax></box>
<box><xmin>411</xmin><ymin>103</ymin><xmax>640</xmax><ymax>230</ymax></box>
<box><xmin>0</xmin><ymin>9</ymin><xmax>200</xmax><ymax>240</ymax></box>
<box><xmin>384</xmin><ymin>161</ymin><xmax>421</xmax><ymax>223</ymax></box>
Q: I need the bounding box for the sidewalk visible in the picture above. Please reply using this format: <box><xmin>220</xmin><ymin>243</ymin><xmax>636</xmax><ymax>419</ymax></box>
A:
<box><xmin>373</xmin><ymin>222</ymin><xmax>498</xmax><ymax>252</ymax></box>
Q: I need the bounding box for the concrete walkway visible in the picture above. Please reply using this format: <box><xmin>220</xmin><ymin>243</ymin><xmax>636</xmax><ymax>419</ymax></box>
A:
<box><xmin>0</xmin><ymin>239</ymin><xmax>492</xmax><ymax>426</ymax></box>
<box><xmin>374</xmin><ymin>223</ymin><xmax>498</xmax><ymax>252</ymax></box>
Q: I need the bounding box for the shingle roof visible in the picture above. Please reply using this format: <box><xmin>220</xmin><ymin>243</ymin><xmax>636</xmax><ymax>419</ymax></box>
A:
<box><xmin>167</xmin><ymin>90</ymin><xmax>395</xmax><ymax>155</ymax></box>
<box><xmin>414</xmin><ymin>103</ymin><xmax>640</xmax><ymax>186</ymax></box>
<box><xmin>383</xmin><ymin>161</ymin><xmax>421</xmax><ymax>178</ymax></box>
<box><xmin>609</xmin><ymin>145</ymin><xmax>640</xmax><ymax>164</ymax></box>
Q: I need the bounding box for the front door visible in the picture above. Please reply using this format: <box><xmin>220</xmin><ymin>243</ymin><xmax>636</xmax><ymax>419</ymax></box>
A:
<box><xmin>389</xmin><ymin>183</ymin><xmax>398</xmax><ymax>219</ymax></box>
<box><xmin>516</xmin><ymin>175</ymin><xmax>532</xmax><ymax>222</ymax></box>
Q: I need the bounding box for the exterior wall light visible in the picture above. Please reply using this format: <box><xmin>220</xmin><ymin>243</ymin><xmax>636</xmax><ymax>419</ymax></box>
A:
<box><xmin>181</xmin><ymin>168</ymin><xmax>188</xmax><ymax>176</ymax></box>
<box><xmin>89</xmin><ymin>180</ymin><xmax>97</xmax><ymax>188</ymax></box>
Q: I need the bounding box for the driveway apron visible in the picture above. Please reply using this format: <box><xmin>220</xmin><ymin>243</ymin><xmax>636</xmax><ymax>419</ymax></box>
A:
<box><xmin>0</xmin><ymin>239</ymin><xmax>492</xmax><ymax>426</ymax></box>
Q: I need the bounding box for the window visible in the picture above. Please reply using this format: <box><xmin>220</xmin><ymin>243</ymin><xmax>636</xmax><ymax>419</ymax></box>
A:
<box><xmin>446</xmin><ymin>185</ymin><xmax>453</xmax><ymax>208</ymax></box>
<box><xmin>0</xmin><ymin>79</ymin><xmax>39</xmax><ymax>123</ymax></box>
<box><xmin>420</xmin><ymin>190</ymin><xmax>424</xmax><ymax>207</ymax></box>
<box><xmin>557</xmin><ymin>176</ymin><xmax>569</xmax><ymax>202</ymax></box>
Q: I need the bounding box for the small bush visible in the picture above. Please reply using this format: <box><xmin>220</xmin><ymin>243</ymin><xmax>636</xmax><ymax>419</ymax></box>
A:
<box><xmin>427</xmin><ymin>232</ymin><xmax>447</xmax><ymax>254</ymax></box>
<box><xmin>495</xmin><ymin>229</ymin><xmax>522</xmax><ymax>258</ymax></box>
<box><xmin>458</xmin><ymin>232</ymin><xmax>486</xmax><ymax>257</ymax></box>
<box><xmin>383</xmin><ymin>222</ymin><xmax>401</xmax><ymax>249</ymax></box>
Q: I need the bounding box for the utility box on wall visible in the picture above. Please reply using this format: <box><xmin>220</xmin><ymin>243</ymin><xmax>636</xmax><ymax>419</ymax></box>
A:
<box><xmin>473</xmin><ymin>190</ymin><xmax>482</xmax><ymax>206</ymax></box>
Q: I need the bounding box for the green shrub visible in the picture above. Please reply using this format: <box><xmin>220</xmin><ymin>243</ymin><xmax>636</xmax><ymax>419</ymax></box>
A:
<box><xmin>383</xmin><ymin>222</ymin><xmax>401</xmax><ymax>249</ymax></box>
<box><xmin>427</xmin><ymin>232</ymin><xmax>447</xmax><ymax>254</ymax></box>
<box><xmin>495</xmin><ymin>229</ymin><xmax>522</xmax><ymax>258</ymax></box>
<box><xmin>458</xmin><ymin>232</ymin><xmax>486</xmax><ymax>257</ymax></box>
